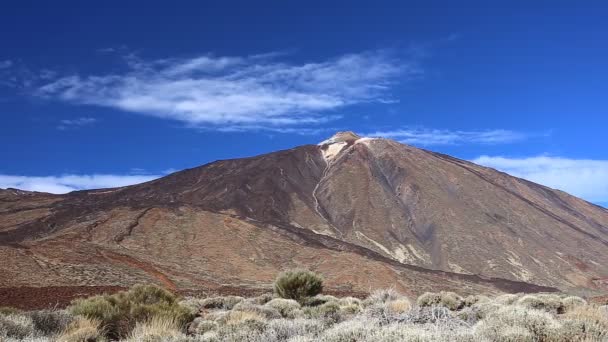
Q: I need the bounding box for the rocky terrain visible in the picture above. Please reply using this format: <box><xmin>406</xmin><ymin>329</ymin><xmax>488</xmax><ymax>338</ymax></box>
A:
<box><xmin>1</xmin><ymin>132</ymin><xmax>607</xmax><ymax>304</ymax></box>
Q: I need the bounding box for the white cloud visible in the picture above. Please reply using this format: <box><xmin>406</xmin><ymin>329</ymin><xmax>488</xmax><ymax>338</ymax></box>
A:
<box><xmin>368</xmin><ymin>128</ymin><xmax>526</xmax><ymax>145</ymax></box>
<box><xmin>35</xmin><ymin>51</ymin><xmax>417</xmax><ymax>132</ymax></box>
<box><xmin>57</xmin><ymin>117</ymin><xmax>98</xmax><ymax>130</ymax></box>
<box><xmin>0</xmin><ymin>174</ymin><xmax>162</xmax><ymax>194</ymax></box>
<box><xmin>472</xmin><ymin>155</ymin><xmax>608</xmax><ymax>203</ymax></box>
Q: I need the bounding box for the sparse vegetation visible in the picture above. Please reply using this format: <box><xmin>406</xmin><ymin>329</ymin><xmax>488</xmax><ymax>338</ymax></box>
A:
<box><xmin>2</xmin><ymin>276</ymin><xmax>607</xmax><ymax>341</ymax></box>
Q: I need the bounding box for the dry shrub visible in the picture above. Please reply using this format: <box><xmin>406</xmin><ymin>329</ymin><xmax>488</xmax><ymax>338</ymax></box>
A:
<box><xmin>68</xmin><ymin>284</ymin><xmax>194</xmax><ymax>339</ymax></box>
<box><xmin>363</xmin><ymin>288</ymin><xmax>403</xmax><ymax>307</ymax></box>
<box><xmin>243</xmin><ymin>293</ymin><xmax>274</xmax><ymax>306</ymax></box>
<box><xmin>0</xmin><ymin>307</ymin><xmax>22</xmax><ymax>316</ymax></box>
<box><xmin>474</xmin><ymin>305</ymin><xmax>560</xmax><ymax>341</ymax></box>
<box><xmin>126</xmin><ymin>316</ymin><xmax>185</xmax><ymax>342</ymax></box>
<box><xmin>516</xmin><ymin>294</ymin><xmax>564</xmax><ymax>313</ymax></box>
<box><xmin>302</xmin><ymin>294</ymin><xmax>339</xmax><ymax>308</ymax></box>
<box><xmin>337</xmin><ymin>297</ymin><xmax>361</xmax><ymax>307</ymax></box>
<box><xmin>189</xmin><ymin>318</ymin><xmax>218</xmax><ymax>335</ymax></box>
<box><xmin>199</xmin><ymin>296</ymin><xmax>243</xmax><ymax>310</ymax></box>
<box><xmin>417</xmin><ymin>291</ymin><xmax>463</xmax><ymax>310</ymax></box>
<box><xmin>0</xmin><ymin>313</ymin><xmax>35</xmax><ymax>339</ymax></box>
<box><xmin>463</xmin><ymin>294</ymin><xmax>490</xmax><ymax>307</ymax></box>
<box><xmin>57</xmin><ymin>317</ymin><xmax>103</xmax><ymax>342</ymax></box>
<box><xmin>561</xmin><ymin>296</ymin><xmax>587</xmax><ymax>312</ymax></box>
<box><xmin>303</xmin><ymin>301</ymin><xmax>343</xmax><ymax>323</ymax></box>
<box><xmin>495</xmin><ymin>293</ymin><xmax>520</xmax><ymax>305</ymax></box>
<box><xmin>265</xmin><ymin>298</ymin><xmax>302</xmax><ymax>318</ymax></box>
<box><xmin>28</xmin><ymin>310</ymin><xmax>74</xmax><ymax>336</ymax></box>
<box><xmin>386</xmin><ymin>298</ymin><xmax>412</xmax><ymax>314</ymax></box>
<box><xmin>232</xmin><ymin>302</ymin><xmax>282</xmax><ymax>319</ymax></box>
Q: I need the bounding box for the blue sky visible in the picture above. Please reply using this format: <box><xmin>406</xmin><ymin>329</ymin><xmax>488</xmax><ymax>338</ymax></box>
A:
<box><xmin>1</xmin><ymin>1</ymin><xmax>607</xmax><ymax>206</ymax></box>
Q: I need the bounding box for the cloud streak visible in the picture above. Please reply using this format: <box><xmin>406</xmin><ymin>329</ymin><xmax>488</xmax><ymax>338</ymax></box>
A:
<box><xmin>57</xmin><ymin>117</ymin><xmax>98</xmax><ymax>130</ymax></box>
<box><xmin>0</xmin><ymin>173</ymin><xmax>162</xmax><ymax>194</ymax></box>
<box><xmin>35</xmin><ymin>51</ymin><xmax>418</xmax><ymax>132</ymax></box>
<box><xmin>473</xmin><ymin>155</ymin><xmax>608</xmax><ymax>203</ymax></box>
<box><xmin>367</xmin><ymin>128</ymin><xmax>526</xmax><ymax>145</ymax></box>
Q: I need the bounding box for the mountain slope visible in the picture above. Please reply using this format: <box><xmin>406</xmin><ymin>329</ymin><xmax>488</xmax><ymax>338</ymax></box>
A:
<box><xmin>1</xmin><ymin>132</ymin><xmax>607</xmax><ymax>296</ymax></box>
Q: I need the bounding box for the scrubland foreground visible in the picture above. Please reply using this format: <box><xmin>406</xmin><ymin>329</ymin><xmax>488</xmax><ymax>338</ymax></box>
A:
<box><xmin>1</xmin><ymin>270</ymin><xmax>607</xmax><ymax>342</ymax></box>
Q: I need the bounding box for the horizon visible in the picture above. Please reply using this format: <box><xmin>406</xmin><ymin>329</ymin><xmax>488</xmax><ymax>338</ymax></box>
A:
<box><xmin>1</xmin><ymin>1</ymin><xmax>607</xmax><ymax>207</ymax></box>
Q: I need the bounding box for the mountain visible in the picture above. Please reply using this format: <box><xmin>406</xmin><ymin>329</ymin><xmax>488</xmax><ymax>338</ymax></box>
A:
<box><xmin>1</xmin><ymin>132</ymin><xmax>607</xmax><ymax>300</ymax></box>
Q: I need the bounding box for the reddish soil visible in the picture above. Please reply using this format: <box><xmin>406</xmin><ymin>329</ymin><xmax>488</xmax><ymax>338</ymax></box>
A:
<box><xmin>0</xmin><ymin>286</ymin><xmax>126</xmax><ymax>310</ymax></box>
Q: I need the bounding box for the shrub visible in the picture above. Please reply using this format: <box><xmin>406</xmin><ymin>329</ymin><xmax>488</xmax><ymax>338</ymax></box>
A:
<box><xmin>56</xmin><ymin>317</ymin><xmax>103</xmax><ymax>342</ymax></box>
<box><xmin>246</xmin><ymin>293</ymin><xmax>274</xmax><ymax>306</ymax></box>
<box><xmin>29</xmin><ymin>310</ymin><xmax>74</xmax><ymax>336</ymax></box>
<box><xmin>463</xmin><ymin>294</ymin><xmax>490</xmax><ymax>307</ymax></box>
<box><xmin>262</xmin><ymin>318</ymin><xmax>326</xmax><ymax>340</ymax></box>
<box><xmin>495</xmin><ymin>293</ymin><xmax>520</xmax><ymax>305</ymax></box>
<box><xmin>417</xmin><ymin>291</ymin><xmax>463</xmax><ymax>310</ymax></box>
<box><xmin>274</xmin><ymin>270</ymin><xmax>323</xmax><ymax>303</ymax></box>
<box><xmin>199</xmin><ymin>296</ymin><xmax>243</xmax><ymax>310</ymax></box>
<box><xmin>474</xmin><ymin>305</ymin><xmax>560</xmax><ymax>341</ymax></box>
<box><xmin>304</xmin><ymin>301</ymin><xmax>343</xmax><ymax>323</ymax></box>
<box><xmin>363</xmin><ymin>288</ymin><xmax>402</xmax><ymax>307</ymax></box>
<box><xmin>232</xmin><ymin>303</ymin><xmax>282</xmax><ymax>319</ymax></box>
<box><xmin>516</xmin><ymin>294</ymin><xmax>564</xmax><ymax>313</ymax></box>
<box><xmin>0</xmin><ymin>307</ymin><xmax>22</xmax><ymax>316</ymax></box>
<box><xmin>0</xmin><ymin>313</ymin><xmax>35</xmax><ymax>339</ymax></box>
<box><xmin>386</xmin><ymin>298</ymin><xmax>412</xmax><ymax>314</ymax></box>
<box><xmin>189</xmin><ymin>318</ymin><xmax>218</xmax><ymax>335</ymax></box>
<box><xmin>337</xmin><ymin>297</ymin><xmax>361</xmax><ymax>307</ymax></box>
<box><xmin>126</xmin><ymin>316</ymin><xmax>185</xmax><ymax>342</ymax></box>
<box><xmin>265</xmin><ymin>298</ymin><xmax>302</xmax><ymax>318</ymax></box>
<box><xmin>68</xmin><ymin>284</ymin><xmax>194</xmax><ymax>339</ymax></box>
<box><xmin>561</xmin><ymin>296</ymin><xmax>587</xmax><ymax>312</ymax></box>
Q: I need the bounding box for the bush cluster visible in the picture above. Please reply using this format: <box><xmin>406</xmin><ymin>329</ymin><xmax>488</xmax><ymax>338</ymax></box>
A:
<box><xmin>273</xmin><ymin>270</ymin><xmax>323</xmax><ymax>303</ymax></box>
<box><xmin>68</xmin><ymin>284</ymin><xmax>194</xmax><ymax>339</ymax></box>
<box><xmin>2</xmin><ymin>271</ymin><xmax>606</xmax><ymax>342</ymax></box>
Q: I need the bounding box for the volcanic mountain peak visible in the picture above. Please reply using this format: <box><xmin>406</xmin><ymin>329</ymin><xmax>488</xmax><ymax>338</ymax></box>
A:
<box><xmin>318</xmin><ymin>131</ymin><xmax>361</xmax><ymax>145</ymax></box>
<box><xmin>318</xmin><ymin>131</ymin><xmax>366</xmax><ymax>162</ymax></box>
<box><xmin>1</xmin><ymin>133</ymin><xmax>608</xmax><ymax>298</ymax></box>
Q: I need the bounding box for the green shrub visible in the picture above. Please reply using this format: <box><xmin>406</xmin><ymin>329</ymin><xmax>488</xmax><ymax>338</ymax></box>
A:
<box><xmin>68</xmin><ymin>284</ymin><xmax>194</xmax><ymax>339</ymax></box>
<box><xmin>274</xmin><ymin>270</ymin><xmax>323</xmax><ymax>303</ymax></box>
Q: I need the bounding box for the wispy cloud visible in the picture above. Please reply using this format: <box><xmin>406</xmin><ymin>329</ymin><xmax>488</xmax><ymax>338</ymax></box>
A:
<box><xmin>57</xmin><ymin>117</ymin><xmax>98</xmax><ymax>130</ymax></box>
<box><xmin>473</xmin><ymin>155</ymin><xmax>608</xmax><ymax>203</ymax></box>
<box><xmin>34</xmin><ymin>51</ymin><xmax>419</xmax><ymax>133</ymax></box>
<box><xmin>0</xmin><ymin>173</ymin><xmax>162</xmax><ymax>194</ymax></box>
<box><xmin>367</xmin><ymin>128</ymin><xmax>526</xmax><ymax>145</ymax></box>
<box><xmin>0</xmin><ymin>60</ymin><xmax>12</xmax><ymax>69</ymax></box>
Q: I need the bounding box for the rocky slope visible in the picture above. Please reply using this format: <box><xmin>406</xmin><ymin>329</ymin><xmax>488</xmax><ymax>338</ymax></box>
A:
<box><xmin>1</xmin><ymin>132</ymin><xmax>607</xmax><ymax>296</ymax></box>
